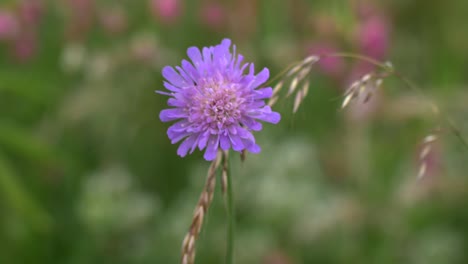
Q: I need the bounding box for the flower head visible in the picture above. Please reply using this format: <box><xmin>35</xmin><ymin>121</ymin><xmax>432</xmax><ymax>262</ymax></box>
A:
<box><xmin>158</xmin><ymin>39</ymin><xmax>281</xmax><ymax>160</ymax></box>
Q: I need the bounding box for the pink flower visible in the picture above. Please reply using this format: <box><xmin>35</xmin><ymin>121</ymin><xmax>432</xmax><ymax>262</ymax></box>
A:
<box><xmin>18</xmin><ymin>0</ymin><xmax>44</xmax><ymax>26</ymax></box>
<box><xmin>65</xmin><ymin>0</ymin><xmax>95</xmax><ymax>40</ymax></box>
<box><xmin>149</xmin><ymin>0</ymin><xmax>182</xmax><ymax>25</ymax></box>
<box><xmin>99</xmin><ymin>7</ymin><xmax>127</xmax><ymax>35</ymax></box>
<box><xmin>11</xmin><ymin>32</ymin><xmax>37</xmax><ymax>62</ymax></box>
<box><xmin>357</xmin><ymin>15</ymin><xmax>390</xmax><ymax>60</ymax></box>
<box><xmin>0</xmin><ymin>9</ymin><xmax>19</xmax><ymax>41</ymax></box>
<box><xmin>199</xmin><ymin>2</ymin><xmax>226</xmax><ymax>31</ymax></box>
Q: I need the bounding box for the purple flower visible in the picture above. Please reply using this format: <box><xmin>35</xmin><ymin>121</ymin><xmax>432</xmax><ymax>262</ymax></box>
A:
<box><xmin>158</xmin><ymin>39</ymin><xmax>281</xmax><ymax>161</ymax></box>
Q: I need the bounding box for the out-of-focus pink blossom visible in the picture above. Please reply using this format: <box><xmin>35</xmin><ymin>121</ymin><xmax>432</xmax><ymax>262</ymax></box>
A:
<box><xmin>149</xmin><ymin>0</ymin><xmax>182</xmax><ymax>24</ymax></box>
<box><xmin>99</xmin><ymin>7</ymin><xmax>127</xmax><ymax>35</ymax></box>
<box><xmin>307</xmin><ymin>42</ymin><xmax>345</xmax><ymax>79</ymax></box>
<box><xmin>0</xmin><ymin>10</ymin><xmax>19</xmax><ymax>41</ymax></box>
<box><xmin>11</xmin><ymin>32</ymin><xmax>37</xmax><ymax>62</ymax></box>
<box><xmin>357</xmin><ymin>15</ymin><xmax>390</xmax><ymax>60</ymax></box>
<box><xmin>199</xmin><ymin>2</ymin><xmax>226</xmax><ymax>31</ymax></box>
<box><xmin>18</xmin><ymin>0</ymin><xmax>44</xmax><ymax>26</ymax></box>
<box><xmin>65</xmin><ymin>0</ymin><xmax>95</xmax><ymax>40</ymax></box>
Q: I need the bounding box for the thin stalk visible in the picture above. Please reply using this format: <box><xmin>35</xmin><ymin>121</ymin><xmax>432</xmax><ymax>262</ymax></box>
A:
<box><xmin>224</xmin><ymin>151</ymin><xmax>234</xmax><ymax>264</ymax></box>
<box><xmin>325</xmin><ymin>52</ymin><xmax>468</xmax><ymax>151</ymax></box>
<box><xmin>264</xmin><ymin>61</ymin><xmax>301</xmax><ymax>88</ymax></box>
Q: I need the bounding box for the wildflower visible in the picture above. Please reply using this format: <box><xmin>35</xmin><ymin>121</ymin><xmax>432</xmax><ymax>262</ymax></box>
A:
<box><xmin>18</xmin><ymin>0</ymin><xmax>44</xmax><ymax>26</ymax></box>
<box><xmin>199</xmin><ymin>2</ymin><xmax>226</xmax><ymax>31</ymax></box>
<box><xmin>0</xmin><ymin>9</ymin><xmax>19</xmax><ymax>41</ymax></box>
<box><xmin>149</xmin><ymin>0</ymin><xmax>182</xmax><ymax>25</ymax></box>
<box><xmin>357</xmin><ymin>15</ymin><xmax>390</xmax><ymax>60</ymax></box>
<box><xmin>99</xmin><ymin>6</ymin><xmax>128</xmax><ymax>35</ymax></box>
<box><xmin>158</xmin><ymin>39</ymin><xmax>281</xmax><ymax>161</ymax></box>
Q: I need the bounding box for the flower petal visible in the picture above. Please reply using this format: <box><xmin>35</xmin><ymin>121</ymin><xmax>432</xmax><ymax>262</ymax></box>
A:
<box><xmin>187</xmin><ymin>47</ymin><xmax>203</xmax><ymax>68</ymax></box>
<box><xmin>198</xmin><ymin>132</ymin><xmax>209</xmax><ymax>150</ymax></box>
<box><xmin>241</xmin><ymin>117</ymin><xmax>263</xmax><ymax>131</ymax></box>
<box><xmin>254</xmin><ymin>87</ymin><xmax>273</xmax><ymax>99</ymax></box>
<box><xmin>228</xmin><ymin>134</ymin><xmax>244</xmax><ymax>151</ymax></box>
<box><xmin>160</xmin><ymin>108</ymin><xmax>187</xmax><ymax>122</ymax></box>
<box><xmin>203</xmin><ymin>135</ymin><xmax>220</xmax><ymax>161</ymax></box>
<box><xmin>181</xmin><ymin>59</ymin><xmax>199</xmax><ymax>81</ymax></box>
<box><xmin>248</xmin><ymin>106</ymin><xmax>281</xmax><ymax>124</ymax></box>
<box><xmin>251</xmin><ymin>68</ymin><xmax>270</xmax><ymax>88</ymax></box>
<box><xmin>177</xmin><ymin>134</ymin><xmax>199</xmax><ymax>157</ymax></box>
<box><xmin>168</xmin><ymin>98</ymin><xmax>186</xmax><ymax>107</ymax></box>
<box><xmin>162</xmin><ymin>66</ymin><xmax>187</xmax><ymax>87</ymax></box>
<box><xmin>246</xmin><ymin>142</ymin><xmax>261</xmax><ymax>153</ymax></box>
<box><xmin>220</xmin><ymin>134</ymin><xmax>230</xmax><ymax>150</ymax></box>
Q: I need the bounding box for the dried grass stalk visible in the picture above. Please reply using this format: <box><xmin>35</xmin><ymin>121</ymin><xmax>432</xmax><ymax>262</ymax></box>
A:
<box><xmin>341</xmin><ymin>73</ymin><xmax>384</xmax><ymax>109</ymax></box>
<box><xmin>269</xmin><ymin>55</ymin><xmax>319</xmax><ymax>111</ymax></box>
<box><xmin>221</xmin><ymin>151</ymin><xmax>229</xmax><ymax>195</ymax></box>
<box><xmin>181</xmin><ymin>151</ymin><xmax>222</xmax><ymax>264</ymax></box>
<box><xmin>417</xmin><ymin>133</ymin><xmax>438</xmax><ymax>179</ymax></box>
<box><xmin>268</xmin><ymin>95</ymin><xmax>279</xmax><ymax>107</ymax></box>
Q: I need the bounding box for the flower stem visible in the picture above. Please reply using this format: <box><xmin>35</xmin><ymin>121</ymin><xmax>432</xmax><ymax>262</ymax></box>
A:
<box><xmin>224</xmin><ymin>151</ymin><xmax>234</xmax><ymax>264</ymax></box>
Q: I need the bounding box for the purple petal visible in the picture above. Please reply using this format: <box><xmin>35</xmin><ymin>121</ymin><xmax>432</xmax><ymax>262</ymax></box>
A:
<box><xmin>168</xmin><ymin>120</ymin><xmax>189</xmax><ymax>132</ymax></box>
<box><xmin>254</xmin><ymin>87</ymin><xmax>273</xmax><ymax>99</ymax></box>
<box><xmin>160</xmin><ymin>108</ymin><xmax>187</xmax><ymax>122</ymax></box>
<box><xmin>241</xmin><ymin>117</ymin><xmax>262</xmax><ymax>131</ymax></box>
<box><xmin>168</xmin><ymin>130</ymin><xmax>190</xmax><ymax>144</ymax></box>
<box><xmin>203</xmin><ymin>135</ymin><xmax>220</xmax><ymax>161</ymax></box>
<box><xmin>228</xmin><ymin>125</ymin><xmax>238</xmax><ymax>135</ymax></box>
<box><xmin>251</xmin><ymin>68</ymin><xmax>270</xmax><ymax>88</ymax></box>
<box><xmin>213</xmin><ymin>39</ymin><xmax>231</xmax><ymax>66</ymax></box>
<box><xmin>246</xmin><ymin>142</ymin><xmax>261</xmax><ymax>153</ymax></box>
<box><xmin>187</xmin><ymin>47</ymin><xmax>203</xmax><ymax>68</ymax></box>
<box><xmin>236</xmin><ymin>126</ymin><xmax>253</xmax><ymax>139</ymax></box>
<box><xmin>181</xmin><ymin>60</ymin><xmax>199</xmax><ymax>81</ymax></box>
<box><xmin>248</xmin><ymin>106</ymin><xmax>281</xmax><ymax>124</ymax></box>
<box><xmin>177</xmin><ymin>134</ymin><xmax>199</xmax><ymax>157</ymax></box>
<box><xmin>176</xmin><ymin>66</ymin><xmax>194</xmax><ymax>84</ymax></box>
<box><xmin>249</xmin><ymin>101</ymin><xmax>266</xmax><ymax>108</ymax></box>
<box><xmin>202</xmin><ymin>47</ymin><xmax>212</xmax><ymax>66</ymax></box>
<box><xmin>162</xmin><ymin>66</ymin><xmax>187</xmax><ymax>87</ymax></box>
<box><xmin>198</xmin><ymin>132</ymin><xmax>209</xmax><ymax>150</ymax></box>
<box><xmin>189</xmin><ymin>133</ymin><xmax>201</xmax><ymax>154</ymax></box>
<box><xmin>219</xmin><ymin>134</ymin><xmax>230</xmax><ymax>150</ymax></box>
<box><xmin>228</xmin><ymin>134</ymin><xmax>244</xmax><ymax>151</ymax></box>
<box><xmin>155</xmin><ymin>90</ymin><xmax>173</xmax><ymax>96</ymax></box>
<box><xmin>168</xmin><ymin>98</ymin><xmax>186</xmax><ymax>107</ymax></box>
<box><xmin>163</xmin><ymin>81</ymin><xmax>180</xmax><ymax>92</ymax></box>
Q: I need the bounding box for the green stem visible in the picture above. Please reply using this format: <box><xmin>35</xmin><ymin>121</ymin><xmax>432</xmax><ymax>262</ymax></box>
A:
<box><xmin>225</xmin><ymin>152</ymin><xmax>234</xmax><ymax>264</ymax></box>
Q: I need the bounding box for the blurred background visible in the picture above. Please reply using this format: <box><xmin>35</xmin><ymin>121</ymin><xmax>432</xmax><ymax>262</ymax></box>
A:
<box><xmin>1</xmin><ymin>0</ymin><xmax>468</xmax><ymax>263</ymax></box>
